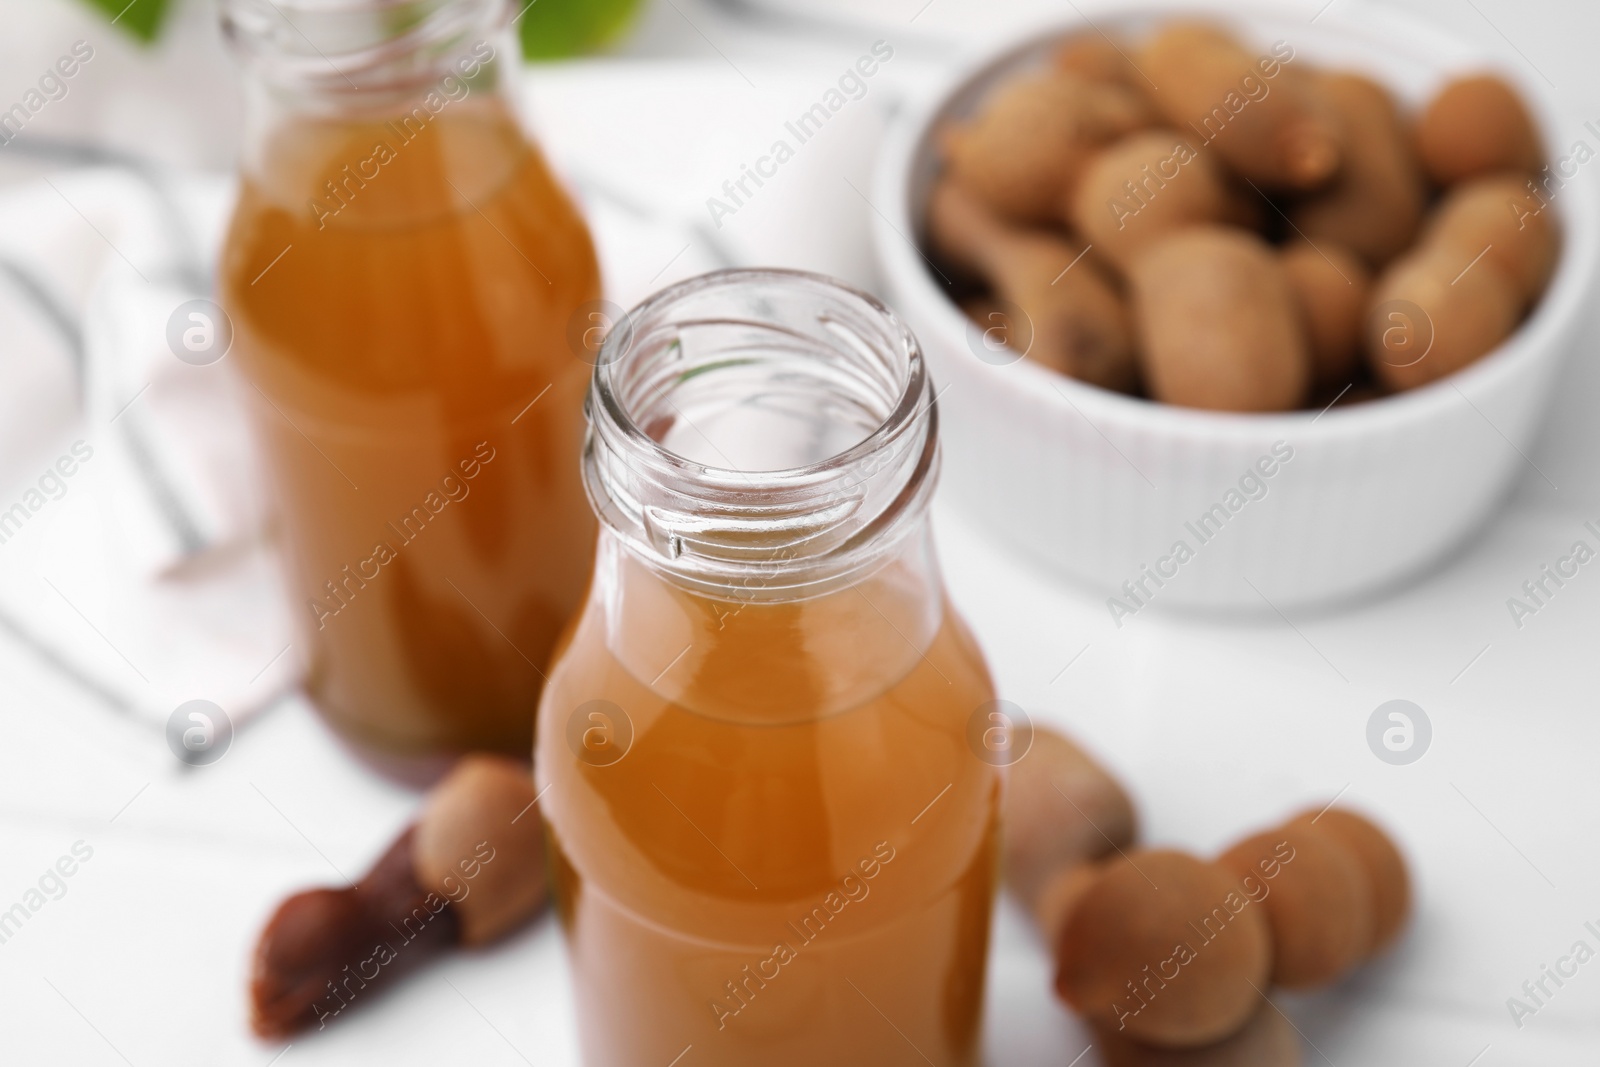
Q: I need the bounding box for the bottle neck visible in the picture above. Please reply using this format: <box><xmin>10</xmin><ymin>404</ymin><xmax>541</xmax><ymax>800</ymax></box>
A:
<box><xmin>583</xmin><ymin>269</ymin><xmax>942</xmax><ymax>604</ymax></box>
<box><xmin>222</xmin><ymin>0</ymin><xmax>513</xmax><ymax>115</ymax></box>
<box><xmin>222</xmin><ymin>0</ymin><xmax>526</xmax><ymax>218</ymax></box>
<box><xmin>592</xmin><ymin>523</ymin><xmax>946</xmax><ymax>724</ymax></box>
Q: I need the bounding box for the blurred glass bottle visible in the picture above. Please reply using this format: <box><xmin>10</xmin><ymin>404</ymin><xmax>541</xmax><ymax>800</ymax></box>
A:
<box><xmin>219</xmin><ymin>0</ymin><xmax>600</xmax><ymax>765</ymax></box>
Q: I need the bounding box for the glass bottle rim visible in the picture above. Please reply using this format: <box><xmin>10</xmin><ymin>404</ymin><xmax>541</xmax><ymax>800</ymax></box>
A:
<box><xmin>593</xmin><ymin>268</ymin><xmax>929</xmax><ymax>484</ymax></box>
<box><xmin>220</xmin><ymin>0</ymin><xmax>507</xmax><ymax>96</ymax></box>
<box><xmin>584</xmin><ymin>268</ymin><xmax>941</xmax><ymax>597</ymax></box>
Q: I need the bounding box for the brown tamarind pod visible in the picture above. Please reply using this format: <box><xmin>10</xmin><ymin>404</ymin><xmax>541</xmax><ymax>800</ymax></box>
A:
<box><xmin>1218</xmin><ymin>823</ymin><xmax>1371</xmax><ymax>990</ymax></box>
<box><xmin>413</xmin><ymin>754</ymin><xmax>548</xmax><ymax>946</ymax></box>
<box><xmin>1289</xmin><ymin>73</ymin><xmax>1426</xmax><ymax>267</ymax></box>
<box><xmin>1128</xmin><ymin>225</ymin><xmax>1310</xmax><ymax>411</ymax></box>
<box><xmin>1138</xmin><ymin>23</ymin><xmax>1340</xmax><ymax>190</ymax></box>
<box><xmin>942</xmin><ymin>69</ymin><xmax>1152</xmax><ymax>225</ymax></box>
<box><xmin>249</xmin><ymin>755</ymin><xmax>548</xmax><ymax>1037</ymax></box>
<box><xmin>1365</xmin><ymin>242</ymin><xmax>1520</xmax><ymax>391</ymax></box>
<box><xmin>929</xmin><ymin>179</ymin><xmax>1138</xmax><ymax>391</ymax></box>
<box><xmin>1069</xmin><ymin>129</ymin><xmax>1232</xmax><ymax>271</ymax></box>
<box><xmin>1032</xmin><ymin>862</ymin><xmax>1103</xmax><ymax>951</ymax></box>
<box><xmin>1056</xmin><ymin>850</ymin><xmax>1272</xmax><ymax>1048</ymax></box>
<box><xmin>1055</xmin><ymin>33</ymin><xmax>1148</xmax><ymax>95</ymax></box>
<box><xmin>1001</xmin><ymin>722</ymin><xmax>1137</xmax><ymax>913</ymax></box>
<box><xmin>1290</xmin><ymin>808</ymin><xmax>1410</xmax><ymax>957</ymax></box>
<box><xmin>1095</xmin><ymin>1000</ymin><xmax>1303</xmax><ymax>1067</ymax></box>
<box><xmin>250</xmin><ymin>827</ymin><xmax>460</xmax><ymax>1038</ymax></box>
<box><xmin>1416</xmin><ymin>73</ymin><xmax>1542</xmax><ymax>186</ymax></box>
<box><xmin>1281</xmin><ymin>242</ymin><xmax>1370</xmax><ymax>390</ymax></box>
<box><xmin>1421</xmin><ymin>173</ymin><xmax>1558</xmax><ymax>303</ymax></box>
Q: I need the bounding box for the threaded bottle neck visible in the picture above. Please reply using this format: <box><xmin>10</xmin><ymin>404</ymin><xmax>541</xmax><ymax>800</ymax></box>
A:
<box><xmin>221</xmin><ymin>0</ymin><xmax>509</xmax><ymax>111</ymax></box>
<box><xmin>583</xmin><ymin>269</ymin><xmax>941</xmax><ymax>600</ymax></box>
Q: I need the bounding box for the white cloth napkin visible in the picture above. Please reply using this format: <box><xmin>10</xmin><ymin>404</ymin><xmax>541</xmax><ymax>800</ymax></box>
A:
<box><xmin>0</xmin><ymin>167</ymin><xmax>296</xmax><ymax>733</ymax></box>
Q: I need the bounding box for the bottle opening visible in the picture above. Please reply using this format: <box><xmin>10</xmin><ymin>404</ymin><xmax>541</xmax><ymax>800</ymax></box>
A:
<box><xmin>585</xmin><ymin>269</ymin><xmax>939</xmax><ymax>594</ymax></box>
<box><xmin>221</xmin><ymin>0</ymin><xmax>506</xmax><ymax>100</ymax></box>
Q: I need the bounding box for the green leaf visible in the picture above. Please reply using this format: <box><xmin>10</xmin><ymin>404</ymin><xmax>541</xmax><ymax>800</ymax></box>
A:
<box><xmin>517</xmin><ymin>0</ymin><xmax>643</xmax><ymax>60</ymax></box>
<box><xmin>79</xmin><ymin>0</ymin><xmax>173</xmax><ymax>43</ymax></box>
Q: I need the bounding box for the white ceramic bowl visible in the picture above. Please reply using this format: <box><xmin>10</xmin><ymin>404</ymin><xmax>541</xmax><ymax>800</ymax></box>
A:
<box><xmin>871</xmin><ymin>0</ymin><xmax>1598</xmax><ymax>612</ymax></box>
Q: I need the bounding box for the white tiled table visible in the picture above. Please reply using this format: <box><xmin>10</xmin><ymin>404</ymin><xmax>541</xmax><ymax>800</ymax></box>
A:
<box><xmin>2</xmin><ymin>1</ymin><xmax>1598</xmax><ymax>1063</ymax></box>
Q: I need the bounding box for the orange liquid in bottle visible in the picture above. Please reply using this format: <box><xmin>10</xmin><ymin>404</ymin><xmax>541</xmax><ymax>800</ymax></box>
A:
<box><xmin>220</xmin><ymin>96</ymin><xmax>599</xmax><ymax>757</ymax></box>
<box><xmin>537</xmin><ymin>542</ymin><xmax>1000</xmax><ymax>1066</ymax></box>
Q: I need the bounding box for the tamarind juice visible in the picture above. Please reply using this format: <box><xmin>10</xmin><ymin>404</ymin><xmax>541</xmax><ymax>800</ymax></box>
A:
<box><xmin>220</xmin><ymin>90</ymin><xmax>600</xmax><ymax>758</ymax></box>
<box><xmin>536</xmin><ymin>541</ymin><xmax>1001</xmax><ymax>1066</ymax></box>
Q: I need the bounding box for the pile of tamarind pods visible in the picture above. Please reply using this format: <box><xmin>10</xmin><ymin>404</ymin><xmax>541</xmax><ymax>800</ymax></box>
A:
<box><xmin>1007</xmin><ymin>724</ymin><xmax>1410</xmax><ymax>1064</ymax></box>
<box><xmin>930</xmin><ymin>21</ymin><xmax>1557</xmax><ymax>412</ymax></box>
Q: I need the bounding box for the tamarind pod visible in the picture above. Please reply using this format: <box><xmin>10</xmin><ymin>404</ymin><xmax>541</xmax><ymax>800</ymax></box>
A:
<box><xmin>943</xmin><ymin>70</ymin><xmax>1152</xmax><ymax>225</ymax></box>
<box><xmin>1365</xmin><ymin>242</ymin><xmax>1520</xmax><ymax>391</ymax></box>
<box><xmin>1128</xmin><ymin>225</ymin><xmax>1310</xmax><ymax>411</ymax></box>
<box><xmin>1068</xmin><ymin>129</ymin><xmax>1232</xmax><ymax>271</ymax></box>
<box><xmin>1218</xmin><ymin>824</ymin><xmax>1372</xmax><ymax>989</ymax></box>
<box><xmin>1056</xmin><ymin>849</ymin><xmax>1272</xmax><ymax>1048</ymax></box>
<box><xmin>1281</xmin><ymin>241</ymin><xmax>1370</xmax><ymax>389</ymax></box>
<box><xmin>1421</xmin><ymin>172</ymin><xmax>1558</xmax><ymax>303</ymax></box>
<box><xmin>1416</xmin><ymin>73</ymin><xmax>1542</xmax><ymax>186</ymax></box>
<box><xmin>1002</xmin><ymin>724</ymin><xmax>1137</xmax><ymax>913</ymax></box>
<box><xmin>930</xmin><ymin>180</ymin><xmax>1139</xmax><ymax>391</ymax></box>
<box><xmin>1138</xmin><ymin>23</ymin><xmax>1340</xmax><ymax>190</ymax></box>
<box><xmin>1290</xmin><ymin>807</ymin><xmax>1411</xmax><ymax>957</ymax></box>
<box><xmin>1290</xmin><ymin>73</ymin><xmax>1427</xmax><ymax>268</ymax></box>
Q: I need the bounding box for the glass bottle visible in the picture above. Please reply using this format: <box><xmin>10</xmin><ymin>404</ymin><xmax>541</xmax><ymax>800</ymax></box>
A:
<box><xmin>218</xmin><ymin>0</ymin><xmax>599</xmax><ymax>763</ymax></box>
<box><xmin>535</xmin><ymin>270</ymin><xmax>1000</xmax><ymax>1066</ymax></box>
